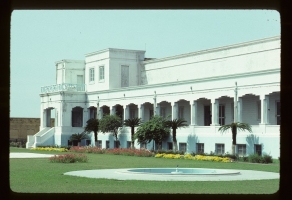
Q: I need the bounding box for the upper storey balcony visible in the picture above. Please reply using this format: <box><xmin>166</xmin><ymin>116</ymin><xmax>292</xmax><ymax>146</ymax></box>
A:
<box><xmin>41</xmin><ymin>83</ymin><xmax>86</xmax><ymax>94</ymax></box>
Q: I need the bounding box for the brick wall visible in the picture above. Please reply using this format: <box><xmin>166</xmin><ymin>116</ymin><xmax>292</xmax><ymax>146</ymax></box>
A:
<box><xmin>10</xmin><ymin>118</ymin><xmax>55</xmax><ymax>141</ymax></box>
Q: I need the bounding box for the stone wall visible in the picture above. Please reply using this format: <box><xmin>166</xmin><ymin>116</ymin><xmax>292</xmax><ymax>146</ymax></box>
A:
<box><xmin>10</xmin><ymin>118</ymin><xmax>55</xmax><ymax>141</ymax></box>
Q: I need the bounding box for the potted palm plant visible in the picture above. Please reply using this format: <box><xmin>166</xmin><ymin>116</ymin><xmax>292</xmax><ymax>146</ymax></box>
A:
<box><xmin>69</xmin><ymin>132</ymin><xmax>89</xmax><ymax>146</ymax></box>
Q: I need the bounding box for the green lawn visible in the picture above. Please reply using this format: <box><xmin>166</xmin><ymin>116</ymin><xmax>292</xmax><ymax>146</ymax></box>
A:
<box><xmin>9</xmin><ymin>147</ymin><xmax>280</xmax><ymax>194</ymax></box>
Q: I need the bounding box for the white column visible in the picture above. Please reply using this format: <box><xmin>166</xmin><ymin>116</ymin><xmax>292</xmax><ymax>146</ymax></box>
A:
<box><xmin>111</xmin><ymin>106</ymin><xmax>116</xmax><ymax>115</ymax></box>
<box><xmin>124</xmin><ymin>105</ymin><xmax>129</xmax><ymax>120</ymax></box>
<box><xmin>153</xmin><ymin>91</ymin><xmax>157</xmax><ymax>116</ymax></box>
<box><xmin>190</xmin><ymin>100</ymin><xmax>197</xmax><ymax>125</ymax></box>
<box><xmin>237</xmin><ymin>97</ymin><xmax>242</xmax><ymax>122</ymax></box>
<box><xmin>42</xmin><ymin>108</ymin><xmax>47</xmax><ymax>128</ymax></box>
<box><xmin>138</xmin><ymin>104</ymin><xmax>144</xmax><ymax>121</ymax></box>
<box><xmin>96</xmin><ymin>97</ymin><xmax>99</xmax><ymax>120</ymax></box>
<box><xmin>156</xmin><ymin>104</ymin><xmax>160</xmax><ymax>117</ymax></box>
<box><xmin>260</xmin><ymin>95</ymin><xmax>266</xmax><ymax>124</ymax></box>
<box><xmin>265</xmin><ymin>95</ymin><xmax>270</xmax><ymax>124</ymax></box>
<box><xmin>83</xmin><ymin>109</ymin><xmax>88</xmax><ymax>127</ymax></box>
<box><xmin>171</xmin><ymin>102</ymin><xmax>178</xmax><ymax>120</ymax></box>
<box><xmin>98</xmin><ymin>107</ymin><xmax>103</xmax><ymax>120</ymax></box>
<box><xmin>211</xmin><ymin>99</ymin><xmax>219</xmax><ymax>126</ymax></box>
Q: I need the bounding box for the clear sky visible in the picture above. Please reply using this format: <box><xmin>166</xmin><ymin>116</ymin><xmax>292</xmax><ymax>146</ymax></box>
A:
<box><xmin>10</xmin><ymin>10</ymin><xmax>280</xmax><ymax>118</ymax></box>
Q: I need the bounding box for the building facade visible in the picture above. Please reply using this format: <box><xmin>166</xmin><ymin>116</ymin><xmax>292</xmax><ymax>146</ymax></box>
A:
<box><xmin>26</xmin><ymin>36</ymin><xmax>280</xmax><ymax>158</ymax></box>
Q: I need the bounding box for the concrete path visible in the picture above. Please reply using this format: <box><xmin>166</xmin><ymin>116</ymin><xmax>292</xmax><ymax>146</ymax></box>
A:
<box><xmin>10</xmin><ymin>153</ymin><xmax>54</xmax><ymax>158</ymax></box>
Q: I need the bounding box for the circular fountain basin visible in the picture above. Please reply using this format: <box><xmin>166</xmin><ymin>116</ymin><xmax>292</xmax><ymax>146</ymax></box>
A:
<box><xmin>120</xmin><ymin>168</ymin><xmax>240</xmax><ymax>175</ymax></box>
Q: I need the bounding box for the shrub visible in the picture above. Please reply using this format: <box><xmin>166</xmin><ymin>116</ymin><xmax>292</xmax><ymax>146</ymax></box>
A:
<box><xmin>262</xmin><ymin>154</ymin><xmax>273</xmax><ymax>164</ymax></box>
<box><xmin>68</xmin><ymin>147</ymin><xmax>154</xmax><ymax>157</ymax></box>
<box><xmin>49</xmin><ymin>154</ymin><xmax>88</xmax><ymax>163</ymax></box>
<box><xmin>31</xmin><ymin>147</ymin><xmax>68</xmax><ymax>152</ymax></box>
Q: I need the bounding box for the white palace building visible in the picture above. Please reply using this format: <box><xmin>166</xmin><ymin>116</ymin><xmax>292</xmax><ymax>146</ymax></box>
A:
<box><xmin>26</xmin><ymin>36</ymin><xmax>280</xmax><ymax>158</ymax></box>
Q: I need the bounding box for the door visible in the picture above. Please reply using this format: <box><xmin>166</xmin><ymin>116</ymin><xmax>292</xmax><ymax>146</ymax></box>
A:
<box><xmin>219</xmin><ymin>104</ymin><xmax>225</xmax><ymax>125</ymax></box>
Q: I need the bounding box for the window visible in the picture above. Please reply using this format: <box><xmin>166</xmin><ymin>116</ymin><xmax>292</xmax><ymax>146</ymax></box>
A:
<box><xmin>96</xmin><ymin>140</ymin><xmax>102</xmax><ymax>148</ymax></box>
<box><xmin>178</xmin><ymin>106</ymin><xmax>184</xmax><ymax>119</ymax></box>
<box><xmin>215</xmin><ymin>143</ymin><xmax>225</xmax><ymax>155</ymax></box>
<box><xmin>140</xmin><ymin>142</ymin><xmax>146</xmax><ymax>149</ymax></box>
<box><xmin>167</xmin><ymin>142</ymin><xmax>173</xmax><ymax>150</ymax></box>
<box><xmin>127</xmin><ymin>141</ymin><xmax>131</xmax><ymax>149</ymax></box>
<box><xmin>160</xmin><ymin>107</ymin><xmax>166</xmax><ymax>118</ymax></box>
<box><xmin>89</xmin><ymin>68</ymin><xmax>95</xmax><ymax>82</ymax></box>
<box><xmin>254</xmin><ymin>144</ymin><xmax>262</xmax><ymax>156</ymax></box>
<box><xmin>99</xmin><ymin>66</ymin><xmax>104</xmax><ymax>81</ymax></box>
<box><xmin>114</xmin><ymin>141</ymin><xmax>120</xmax><ymax>148</ymax></box>
<box><xmin>106</xmin><ymin>140</ymin><xmax>110</xmax><ymax>149</ymax></box>
<box><xmin>155</xmin><ymin>141</ymin><xmax>162</xmax><ymax>150</ymax></box>
<box><xmin>237</xmin><ymin>144</ymin><xmax>246</xmax><ymax>156</ymax></box>
<box><xmin>179</xmin><ymin>143</ymin><xmax>187</xmax><ymax>152</ymax></box>
<box><xmin>219</xmin><ymin>104</ymin><xmax>225</xmax><ymax>125</ymax></box>
<box><xmin>257</xmin><ymin>100</ymin><xmax>261</xmax><ymax>120</ymax></box>
<box><xmin>71</xmin><ymin>107</ymin><xmax>83</xmax><ymax>127</ymax></box>
<box><xmin>130</xmin><ymin>109</ymin><xmax>135</xmax><ymax>119</ymax></box>
<box><xmin>196</xmin><ymin>143</ymin><xmax>204</xmax><ymax>154</ymax></box>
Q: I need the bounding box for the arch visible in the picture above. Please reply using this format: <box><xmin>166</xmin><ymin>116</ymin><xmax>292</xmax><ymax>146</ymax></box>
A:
<box><xmin>72</xmin><ymin>106</ymin><xmax>83</xmax><ymax>127</ymax></box>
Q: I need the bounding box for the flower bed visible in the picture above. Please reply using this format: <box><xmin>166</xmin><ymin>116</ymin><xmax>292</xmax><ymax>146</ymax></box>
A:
<box><xmin>49</xmin><ymin>154</ymin><xmax>88</xmax><ymax>163</ymax></box>
<box><xmin>155</xmin><ymin>153</ymin><xmax>232</xmax><ymax>162</ymax></box>
<box><xmin>69</xmin><ymin>146</ymin><xmax>154</xmax><ymax>157</ymax></box>
<box><xmin>31</xmin><ymin>147</ymin><xmax>68</xmax><ymax>152</ymax></box>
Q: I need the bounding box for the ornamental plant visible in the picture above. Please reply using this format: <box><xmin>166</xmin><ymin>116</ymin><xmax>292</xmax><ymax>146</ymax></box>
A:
<box><xmin>31</xmin><ymin>147</ymin><xmax>68</xmax><ymax>152</ymax></box>
<box><xmin>49</xmin><ymin>154</ymin><xmax>88</xmax><ymax>163</ymax></box>
<box><xmin>155</xmin><ymin>153</ymin><xmax>232</xmax><ymax>162</ymax></box>
<box><xmin>69</xmin><ymin>146</ymin><xmax>154</xmax><ymax>157</ymax></box>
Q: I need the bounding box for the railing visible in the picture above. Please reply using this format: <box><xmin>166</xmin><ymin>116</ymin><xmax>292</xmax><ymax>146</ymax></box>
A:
<box><xmin>41</xmin><ymin>83</ymin><xmax>86</xmax><ymax>93</ymax></box>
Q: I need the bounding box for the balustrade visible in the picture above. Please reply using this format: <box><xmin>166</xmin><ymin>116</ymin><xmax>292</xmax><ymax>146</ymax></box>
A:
<box><xmin>41</xmin><ymin>83</ymin><xmax>86</xmax><ymax>93</ymax></box>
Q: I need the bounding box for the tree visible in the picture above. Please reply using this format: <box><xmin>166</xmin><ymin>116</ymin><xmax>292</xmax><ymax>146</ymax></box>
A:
<box><xmin>99</xmin><ymin>114</ymin><xmax>123</xmax><ymax>148</ymax></box>
<box><xmin>69</xmin><ymin>132</ymin><xmax>89</xmax><ymax>146</ymax></box>
<box><xmin>134</xmin><ymin>115</ymin><xmax>170</xmax><ymax>150</ymax></box>
<box><xmin>218</xmin><ymin>122</ymin><xmax>252</xmax><ymax>155</ymax></box>
<box><xmin>84</xmin><ymin>118</ymin><xmax>99</xmax><ymax>146</ymax></box>
<box><xmin>123</xmin><ymin>117</ymin><xmax>142</xmax><ymax>149</ymax></box>
<box><xmin>165</xmin><ymin>118</ymin><xmax>188</xmax><ymax>152</ymax></box>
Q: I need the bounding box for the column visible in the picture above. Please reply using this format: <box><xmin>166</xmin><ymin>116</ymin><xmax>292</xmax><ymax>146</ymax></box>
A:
<box><xmin>260</xmin><ymin>95</ymin><xmax>266</xmax><ymax>124</ymax></box>
<box><xmin>42</xmin><ymin>108</ymin><xmax>47</xmax><ymax>128</ymax></box>
<box><xmin>260</xmin><ymin>95</ymin><xmax>269</xmax><ymax>125</ymax></box>
<box><xmin>156</xmin><ymin>104</ymin><xmax>160</xmax><ymax>117</ymax></box>
<box><xmin>46</xmin><ymin>108</ymin><xmax>51</xmax><ymax>127</ymax></box>
<box><xmin>171</xmin><ymin>102</ymin><xmax>178</xmax><ymax>120</ymax></box>
<box><xmin>96</xmin><ymin>96</ymin><xmax>99</xmax><ymax>120</ymax></box>
<box><xmin>111</xmin><ymin>106</ymin><xmax>116</xmax><ymax>115</ymax></box>
<box><xmin>124</xmin><ymin>105</ymin><xmax>129</xmax><ymax>120</ymax></box>
<box><xmin>265</xmin><ymin>95</ymin><xmax>270</xmax><ymax>124</ymax></box>
<box><xmin>83</xmin><ymin>109</ymin><xmax>88</xmax><ymax>127</ymax></box>
<box><xmin>190</xmin><ymin>100</ymin><xmax>197</xmax><ymax>125</ymax></box>
<box><xmin>98</xmin><ymin>107</ymin><xmax>103</xmax><ymax>120</ymax></box>
<box><xmin>237</xmin><ymin>97</ymin><xmax>242</xmax><ymax>123</ymax></box>
<box><xmin>138</xmin><ymin>104</ymin><xmax>144</xmax><ymax>121</ymax></box>
<box><xmin>153</xmin><ymin>91</ymin><xmax>157</xmax><ymax>116</ymax></box>
<box><xmin>211</xmin><ymin>99</ymin><xmax>219</xmax><ymax>126</ymax></box>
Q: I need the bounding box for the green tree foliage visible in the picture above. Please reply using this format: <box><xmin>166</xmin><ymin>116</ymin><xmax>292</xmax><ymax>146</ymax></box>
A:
<box><xmin>134</xmin><ymin>115</ymin><xmax>170</xmax><ymax>150</ymax></box>
<box><xmin>218</xmin><ymin>122</ymin><xmax>252</xmax><ymax>155</ymax></box>
<box><xmin>123</xmin><ymin>117</ymin><xmax>142</xmax><ymax>149</ymax></box>
<box><xmin>84</xmin><ymin>118</ymin><xmax>99</xmax><ymax>145</ymax></box>
<box><xmin>99</xmin><ymin>114</ymin><xmax>123</xmax><ymax>147</ymax></box>
<box><xmin>165</xmin><ymin>118</ymin><xmax>188</xmax><ymax>152</ymax></box>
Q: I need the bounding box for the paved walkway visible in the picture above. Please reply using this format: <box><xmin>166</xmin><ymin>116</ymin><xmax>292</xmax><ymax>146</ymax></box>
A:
<box><xmin>10</xmin><ymin>153</ymin><xmax>279</xmax><ymax>182</ymax></box>
<box><xmin>10</xmin><ymin>152</ymin><xmax>54</xmax><ymax>158</ymax></box>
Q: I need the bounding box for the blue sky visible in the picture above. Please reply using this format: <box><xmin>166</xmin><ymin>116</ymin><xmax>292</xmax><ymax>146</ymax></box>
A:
<box><xmin>10</xmin><ymin>10</ymin><xmax>280</xmax><ymax>118</ymax></box>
